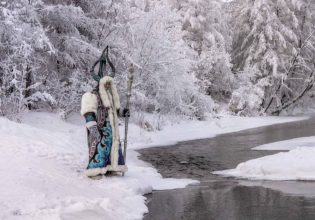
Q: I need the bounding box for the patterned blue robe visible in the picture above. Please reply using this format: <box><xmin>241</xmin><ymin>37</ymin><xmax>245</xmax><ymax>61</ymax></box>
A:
<box><xmin>84</xmin><ymin>93</ymin><xmax>125</xmax><ymax>174</ymax></box>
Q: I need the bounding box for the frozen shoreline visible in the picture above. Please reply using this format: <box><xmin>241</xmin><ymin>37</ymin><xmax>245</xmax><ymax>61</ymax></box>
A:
<box><xmin>0</xmin><ymin>112</ymin><xmax>307</xmax><ymax>219</ymax></box>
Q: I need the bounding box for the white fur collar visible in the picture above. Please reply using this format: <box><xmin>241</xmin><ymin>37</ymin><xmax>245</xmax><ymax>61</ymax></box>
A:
<box><xmin>98</xmin><ymin>76</ymin><xmax>121</xmax><ymax>170</ymax></box>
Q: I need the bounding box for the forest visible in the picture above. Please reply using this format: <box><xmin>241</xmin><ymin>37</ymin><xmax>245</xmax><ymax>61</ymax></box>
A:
<box><xmin>1</xmin><ymin>0</ymin><xmax>315</xmax><ymax>121</ymax></box>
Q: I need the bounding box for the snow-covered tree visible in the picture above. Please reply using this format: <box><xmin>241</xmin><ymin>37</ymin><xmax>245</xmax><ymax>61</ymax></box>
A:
<box><xmin>171</xmin><ymin>0</ymin><xmax>234</xmax><ymax>103</ymax></box>
<box><xmin>36</xmin><ymin>0</ymin><xmax>130</xmax><ymax>118</ymax></box>
<box><xmin>230</xmin><ymin>0</ymin><xmax>314</xmax><ymax>115</ymax></box>
<box><xmin>269</xmin><ymin>0</ymin><xmax>315</xmax><ymax>114</ymax></box>
<box><xmin>0</xmin><ymin>1</ymin><xmax>55</xmax><ymax>119</ymax></box>
<box><xmin>1</xmin><ymin>0</ymin><xmax>216</xmax><ymax>120</ymax></box>
<box><xmin>111</xmin><ymin>1</ymin><xmax>214</xmax><ymax>119</ymax></box>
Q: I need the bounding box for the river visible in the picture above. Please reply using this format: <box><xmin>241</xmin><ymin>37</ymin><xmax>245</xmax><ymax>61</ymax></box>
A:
<box><xmin>139</xmin><ymin>117</ymin><xmax>315</xmax><ymax>220</ymax></box>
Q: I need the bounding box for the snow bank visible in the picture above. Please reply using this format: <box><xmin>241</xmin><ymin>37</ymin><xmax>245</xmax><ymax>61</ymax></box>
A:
<box><xmin>214</xmin><ymin>136</ymin><xmax>315</xmax><ymax>181</ymax></box>
<box><xmin>253</xmin><ymin>136</ymin><xmax>315</xmax><ymax>151</ymax></box>
<box><xmin>0</xmin><ymin>112</ymin><xmax>307</xmax><ymax>219</ymax></box>
<box><xmin>0</xmin><ymin>113</ymin><xmax>196</xmax><ymax>220</ymax></box>
<box><xmin>130</xmin><ymin>115</ymin><xmax>308</xmax><ymax>149</ymax></box>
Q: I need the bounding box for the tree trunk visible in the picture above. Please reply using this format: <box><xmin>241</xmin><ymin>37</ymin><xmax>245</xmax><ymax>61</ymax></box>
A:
<box><xmin>24</xmin><ymin>65</ymin><xmax>33</xmax><ymax>110</ymax></box>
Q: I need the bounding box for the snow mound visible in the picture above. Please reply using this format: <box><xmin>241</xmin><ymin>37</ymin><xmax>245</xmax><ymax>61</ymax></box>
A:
<box><xmin>214</xmin><ymin>147</ymin><xmax>315</xmax><ymax>181</ymax></box>
<box><xmin>253</xmin><ymin>136</ymin><xmax>315</xmax><ymax>151</ymax></box>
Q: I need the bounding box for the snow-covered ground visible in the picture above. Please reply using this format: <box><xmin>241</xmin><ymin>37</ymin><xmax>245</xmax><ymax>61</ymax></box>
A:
<box><xmin>0</xmin><ymin>112</ymin><xmax>307</xmax><ymax>220</ymax></box>
<box><xmin>214</xmin><ymin>136</ymin><xmax>315</xmax><ymax>181</ymax></box>
<box><xmin>129</xmin><ymin>115</ymin><xmax>308</xmax><ymax>149</ymax></box>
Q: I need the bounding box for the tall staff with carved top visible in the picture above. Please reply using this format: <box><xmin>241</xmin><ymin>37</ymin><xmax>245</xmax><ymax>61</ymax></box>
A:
<box><xmin>123</xmin><ymin>64</ymin><xmax>134</xmax><ymax>176</ymax></box>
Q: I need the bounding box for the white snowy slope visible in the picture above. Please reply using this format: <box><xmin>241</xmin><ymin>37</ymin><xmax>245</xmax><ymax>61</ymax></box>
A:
<box><xmin>214</xmin><ymin>136</ymin><xmax>315</xmax><ymax>181</ymax></box>
<box><xmin>0</xmin><ymin>112</ymin><xmax>306</xmax><ymax>219</ymax></box>
<box><xmin>0</xmin><ymin>112</ymin><xmax>196</xmax><ymax>220</ymax></box>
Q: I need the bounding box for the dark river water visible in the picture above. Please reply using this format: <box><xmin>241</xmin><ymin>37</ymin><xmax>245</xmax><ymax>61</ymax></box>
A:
<box><xmin>138</xmin><ymin>117</ymin><xmax>315</xmax><ymax>220</ymax></box>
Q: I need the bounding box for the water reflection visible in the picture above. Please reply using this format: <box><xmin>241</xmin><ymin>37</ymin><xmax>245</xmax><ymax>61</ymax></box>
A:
<box><xmin>239</xmin><ymin>180</ymin><xmax>315</xmax><ymax>197</ymax></box>
<box><xmin>145</xmin><ymin>180</ymin><xmax>315</xmax><ymax>220</ymax></box>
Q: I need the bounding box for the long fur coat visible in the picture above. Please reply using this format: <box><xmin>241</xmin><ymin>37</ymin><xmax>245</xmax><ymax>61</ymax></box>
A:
<box><xmin>81</xmin><ymin>76</ymin><xmax>127</xmax><ymax>176</ymax></box>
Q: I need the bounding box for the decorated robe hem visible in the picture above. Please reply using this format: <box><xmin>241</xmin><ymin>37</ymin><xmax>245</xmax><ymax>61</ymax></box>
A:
<box><xmin>85</xmin><ymin>165</ymin><xmax>128</xmax><ymax>177</ymax></box>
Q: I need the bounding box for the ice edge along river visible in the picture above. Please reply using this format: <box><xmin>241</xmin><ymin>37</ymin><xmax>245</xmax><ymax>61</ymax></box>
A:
<box><xmin>214</xmin><ymin>134</ymin><xmax>315</xmax><ymax>181</ymax></box>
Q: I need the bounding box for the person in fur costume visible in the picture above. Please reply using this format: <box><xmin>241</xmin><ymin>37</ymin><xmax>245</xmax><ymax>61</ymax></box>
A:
<box><xmin>81</xmin><ymin>47</ymin><xmax>129</xmax><ymax>177</ymax></box>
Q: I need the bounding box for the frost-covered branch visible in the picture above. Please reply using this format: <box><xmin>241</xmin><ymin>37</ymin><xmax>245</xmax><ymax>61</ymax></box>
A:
<box><xmin>271</xmin><ymin>71</ymin><xmax>315</xmax><ymax>115</ymax></box>
<box><xmin>264</xmin><ymin>29</ymin><xmax>315</xmax><ymax>113</ymax></box>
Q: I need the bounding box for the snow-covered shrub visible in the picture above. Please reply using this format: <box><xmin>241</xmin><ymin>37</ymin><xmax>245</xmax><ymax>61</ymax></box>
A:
<box><xmin>54</xmin><ymin>71</ymin><xmax>95</xmax><ymax>119</ymax></box>
<box><xmin>229</xmin><ymin>84</ymin><xmax>265</xmax><ymax>116</ymax></box>
<box><xmin>131</xmin><ymin>112</ymin><xmax>166</xmax><ymax>131</ymax></box>
<box><xmin>229</xmin><ymin>66</ymin><xmax>266</xmax><ymax>115</ymax></box>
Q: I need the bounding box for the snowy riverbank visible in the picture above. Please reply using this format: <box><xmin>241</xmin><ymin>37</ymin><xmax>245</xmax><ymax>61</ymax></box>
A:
<box><xmin>214</xmin><ymin>135</ymin><xmax>315</xmax><ymax>181</ymax></box>
<box><xmin>0</xmin><ymin>112</ymin><xmax>307</xmax><ymax>219</ymax></box>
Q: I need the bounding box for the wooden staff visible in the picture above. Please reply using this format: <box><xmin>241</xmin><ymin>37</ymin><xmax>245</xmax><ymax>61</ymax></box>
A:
<box><xmin>123</xmin><ymin>64</ymin><xmax>134</xmax><ymax>176</ymax></box>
